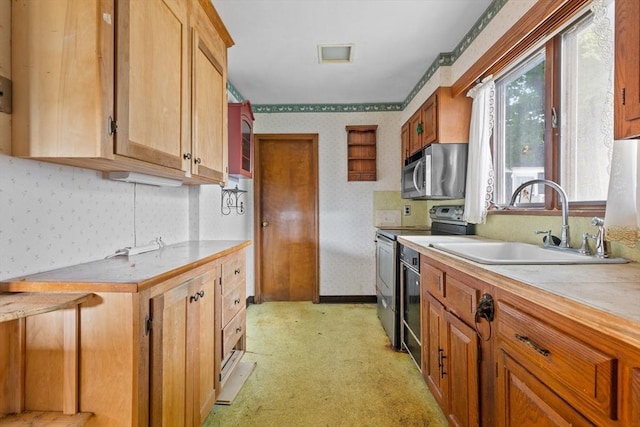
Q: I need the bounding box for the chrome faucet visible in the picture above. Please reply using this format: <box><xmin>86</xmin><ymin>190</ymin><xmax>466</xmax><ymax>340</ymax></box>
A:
<box><xmin>509</xmin><ymin>179</ymin><xmax>571</xmax><ymax>249</ymax></box>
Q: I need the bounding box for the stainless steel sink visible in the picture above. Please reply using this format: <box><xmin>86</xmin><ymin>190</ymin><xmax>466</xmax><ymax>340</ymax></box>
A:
<box><xmin>429</xmin><ymin>241</ymin><xmax>628</xmax><ymax>265</ymax></box>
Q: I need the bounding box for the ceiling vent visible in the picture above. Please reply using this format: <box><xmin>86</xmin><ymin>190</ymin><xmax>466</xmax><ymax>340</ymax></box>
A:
<box><xmin>318</xmin><ymin>44</ymin><xmax>354</xmax><ymax>63</ymax></box>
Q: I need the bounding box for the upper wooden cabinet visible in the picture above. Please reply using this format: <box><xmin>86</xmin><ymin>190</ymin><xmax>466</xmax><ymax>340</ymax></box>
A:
<box><xmin>228</xmin><ymin>101</ymin><xmax>255</xmax><ymax>178</ymax></box>
<box><xmin>400</xmin><ymin>122</ymin><xmax>410</xmax><ymax>166</ymax></box>
<box><xmin>614</xmin><ymin>0</ymin><xmax>640</xmax><ymax>139</ymax></box>
<box><xmin>403</xmin><ymin>87</ymin><xmax>472</xmax><ymax>161</ymax></box>
<box><xmin>11</xmin><ymin>0</ymin><xmax>233</xmax><ymax>185</ymax></box>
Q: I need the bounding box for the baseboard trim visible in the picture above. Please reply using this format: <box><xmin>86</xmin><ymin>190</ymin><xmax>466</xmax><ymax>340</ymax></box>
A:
<box><xmin>318</xmin><ymin>295</ymin><xmax>377</xmax><ymax>304</ymax></box>
<box><xmin>246</xmin><ymin>296</ymin><xmax>377</xmax><ymax>304</ymax></box>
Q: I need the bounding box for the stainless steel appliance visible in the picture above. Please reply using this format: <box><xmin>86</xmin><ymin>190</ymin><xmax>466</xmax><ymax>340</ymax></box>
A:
<box><xmin>375</xmin><ymin>205</ymin><xmax>474</xmax><ymax>352</ymax></box>
<box><xmin>400</xmin><ymin>244</ymin><xmax>421</xmax><ymax>367</ymax></box>
<box><xmin>401</xmin><ymin>143</ymin><xmax>468</xmax><ymax>200</ymax></box>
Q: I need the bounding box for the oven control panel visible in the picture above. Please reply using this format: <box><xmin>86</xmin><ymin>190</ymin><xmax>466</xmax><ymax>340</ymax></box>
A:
<box><xmin>429</xmin><ymin>205</ymin><xmax>465</xmax><ymax>222</ymax></box>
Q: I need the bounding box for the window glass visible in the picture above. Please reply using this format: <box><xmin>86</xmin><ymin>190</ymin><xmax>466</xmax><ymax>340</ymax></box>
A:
<box><xmin>491</xmin><ymin>3</ymin><xmax>614</xmax><ymax>209</ymax></box>
<box><xmin>494</xmin><ymin>51</ymin><xmax>546</xmax><ymax>205</ymax></box>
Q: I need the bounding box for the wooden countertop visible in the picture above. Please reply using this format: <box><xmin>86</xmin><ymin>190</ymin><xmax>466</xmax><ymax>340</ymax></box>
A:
<box><xmin>0</xmin><ymin>240</ymin><xmax>251</xmax><ymax>293</ymax></box>
<box><xmin>399</xmin><ymin>236</ymin><xmax>640</xmax><ymax>350</ymax></box>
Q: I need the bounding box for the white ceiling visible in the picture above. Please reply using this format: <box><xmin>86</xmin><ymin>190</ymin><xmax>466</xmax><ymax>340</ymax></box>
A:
<box><xmin>212</xmin><ymin>0</ymin><xmax>493</xmax><ymax>105</ymax></box>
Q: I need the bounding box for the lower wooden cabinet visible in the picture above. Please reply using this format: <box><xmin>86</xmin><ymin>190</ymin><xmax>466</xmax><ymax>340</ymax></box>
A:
<box><xmin>423</xmin><ymin>292</ymin><xmax>479</xmax><ymax>427</ymax></box>
<box><xmin>417</xmin><ymin>251</ymin><xmax>639</xmax><ymax>427</ymax></box>
<box><xmin>218</xmin><ymin>248</ymin><xmax>247</xmax><ymax>388</ymax></box>
<box><xmin>150</xmin><ymin>269</ymin><xmax>217</xmax><ymax>427</ymax></box>
<box><xmin>421</xmin><ymin>258</ymin><xmax>482</xmax><ymax>427</ymax></box>
<box><xmin>494</xmin><ymin>293</ymin><xmax>640</xmax><ymax>427</ymax></box>
<box><xmin>0</xmin><ymin>241</ymin><xmax>250</xmax><ymax>426</ymax></box>
<box><xmin>496</xmin><ymin>350</ymin><xmax>595</xmax><ymax>427</ymax></box>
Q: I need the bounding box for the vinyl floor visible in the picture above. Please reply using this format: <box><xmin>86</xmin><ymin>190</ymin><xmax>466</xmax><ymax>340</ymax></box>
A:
<box><xmin>205</xmin><ymin>302</ymin><xmax>448</xmax><ymax>427</ymax></box>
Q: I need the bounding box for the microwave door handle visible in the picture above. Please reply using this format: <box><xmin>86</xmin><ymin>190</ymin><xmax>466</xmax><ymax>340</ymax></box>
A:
<box><xmin>412</xmin><ymin>159</ymin><xmax>422</xmax><ymax>191</ymax></box>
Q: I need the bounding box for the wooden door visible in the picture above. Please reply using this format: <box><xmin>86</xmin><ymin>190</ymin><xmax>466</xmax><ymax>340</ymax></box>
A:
<box><xmin>116</xmin><ymin>0</ymin><xmax>189</xmax><ymax>171</ymax></box>
<box><xmin>422</xmin><ymin>94</ymin><xmax>438</xmax><ymax>146</ymax></box>
<box><xmin>496</xmin><ymin>350</ymin><xmax>594</xmax><ymax>427</ymax></box>
<box><xmin>614</xmin><ymin>0</ymin><xmax>640</xmax><ymax>139</ymax></box>
<box><xmin>255</xmin><ymin>134</ymin><xmax>319</xmax><ymax>302</ymax></box>
<box><xmin>445</xmin><ymin>310</ymin><xmax>479</xmax><ymax>427</ymax></box>
<box><xmin>150</xmin><ymin>282</ymin><xmax>189</xmax><ymax>427</ymax></box>
<box><xmin>408</xmin><ymin>110</ymin><xmax>423</xmax><ymax>156</ymax></box>
<box><xmin>424</xmin><ymin>293</ymin><xmax>446</xmax><ymax>408</ymax></box>
<box><xmin>187</xmin><ymin>271</ymin><xmax>216</xmax><ymax>426</ymax></box>
<box><xmin>191</xmin><ymin>5</ymin><xmax>227</xmax><ymax>184</ymax></box>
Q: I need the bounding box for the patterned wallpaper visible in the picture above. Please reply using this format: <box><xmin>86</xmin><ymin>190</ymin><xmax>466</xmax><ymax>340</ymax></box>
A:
<box><xmin>0</xmin><ymin>153</ymin><xmax>193</xmax><ymax>280</ymax></box>
<box><xmin>254</xmin><ymin>111</ymin><xmax>403</xmax><ymax>296</ymax></box>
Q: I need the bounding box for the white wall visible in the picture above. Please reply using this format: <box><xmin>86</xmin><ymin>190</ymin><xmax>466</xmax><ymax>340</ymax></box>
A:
<box><xmin>254</xmin><ymin>111</ymin><xmax>403</xmax><ymax>296</ymax></box>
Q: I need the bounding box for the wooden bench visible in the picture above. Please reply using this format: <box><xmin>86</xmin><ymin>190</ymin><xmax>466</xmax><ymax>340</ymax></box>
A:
<box><xmin>0</xmin><ymin>292</ymin><xmax>95</xmax><ymax>426</ymax></box>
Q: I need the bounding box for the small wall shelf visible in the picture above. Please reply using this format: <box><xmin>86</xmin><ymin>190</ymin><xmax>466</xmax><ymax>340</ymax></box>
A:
<box><xmin>221</xmin><ymin>185</ymin><xmax>247</xmax><ymax>215</ymax></box>
<box><xmin>346</xmin><ymin>125</ymin><xmax>377</xmax><ymax>181</ymax></box>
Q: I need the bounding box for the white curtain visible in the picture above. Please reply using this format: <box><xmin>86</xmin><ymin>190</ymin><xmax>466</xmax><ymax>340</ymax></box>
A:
<box><xmin>605</xmin><ymin>140</ymin><xmax>640</xmax><ymax>247</ymax></box>
<box><xmin>463</xmin><ymin>76</ymin><xmax>495</xmax><ymax>224</ymax></box>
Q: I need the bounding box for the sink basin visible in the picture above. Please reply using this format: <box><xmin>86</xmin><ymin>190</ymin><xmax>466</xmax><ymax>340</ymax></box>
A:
<box><xmin>430</xmin><ymin>241</ymin><xmax>628</xmax><ymax>265</ymax></box>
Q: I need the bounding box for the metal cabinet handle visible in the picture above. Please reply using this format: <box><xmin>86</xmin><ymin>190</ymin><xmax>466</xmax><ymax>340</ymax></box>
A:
<box><xmin>236</xmin><ymin>326</ymin><xmax>243</xmax><ymax>333</ymax></box>
<box><xmin>235</xmin><ymin>268</ymin><xmax>241</xmax><ymax>275</ymax></box>
<box><xmin>515</xmin><ymin>334</ymin><xmax>550</xmax><ymax>357</ymax></box>
<box><xmin>189</xmin><ymin>290</ymin><xmax>205</xmax><ymax>303</ymax></box>
<box><xmin>438</xmin><ymin>348</ymin><xmax>447</xmax><ymax>378</ymax></box>
<box><xmin>183</xmin><ymin>152</ymin><xmax>192</xmax><ymax>160</ymax></box>
<box><xmin>234</xmin><ymin>298</ymin><xmax>241</xmax><ymax>304</ymax></box>
<box><xmin>261</xmin><ymin>221</ymin><xmax>269</xmax><ymax>227</ymax></box>
<box><xmin>194</xmin><ymin>157</ymin><xmax>202</xmax><ymax>164</ymax></box>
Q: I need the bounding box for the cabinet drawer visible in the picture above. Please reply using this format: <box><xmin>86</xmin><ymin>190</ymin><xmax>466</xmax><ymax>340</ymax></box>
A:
<box><xmin>222</xmin><ymin>280</ymin><xmax>245</xmax><ymax>326</ymax></box>
<box><xmin>222</xmin><ymin>306</ymin><xmax>246</xmax><ymax>357</ymax></box>
<box><xmin>423</xmin><ymin>264</ymin><xmax>478</xmax><ymax>325</ymax></box>
<box><xmin>498</xmin><ymin>301</ymin><xmax>616</xmax><ymax>421</ymax></box>
<box><xmin>221</xmin><ymin>250</ymin><xmax>245</xmax><ymax>295</ymax></box>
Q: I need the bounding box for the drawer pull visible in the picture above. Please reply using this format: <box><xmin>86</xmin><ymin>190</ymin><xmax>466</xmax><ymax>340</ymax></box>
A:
<box><xmin>234</xmin><ymin>298</ymin><xmax>241</xmax><ymax>305</ymax></box>
<box><xmin>234</xmin><ymin>268</ymin><xmax>241</xmax><ymax>275</ymax></box>
<box><xmin>515</xmin><ymin>333</ymin><xmax>550</xmax><ymax>357</ymax></box>
<box><xmin>236</xmin><ymin>326</ymin><xmax>243</xmax><ymax>333</ymax></box>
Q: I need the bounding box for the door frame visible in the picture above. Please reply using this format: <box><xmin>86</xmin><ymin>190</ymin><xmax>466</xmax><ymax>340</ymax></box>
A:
<box><xmin>253</xmin><ymin>133</ymin><xmax>320</xmax><ymax>304</ymax></box>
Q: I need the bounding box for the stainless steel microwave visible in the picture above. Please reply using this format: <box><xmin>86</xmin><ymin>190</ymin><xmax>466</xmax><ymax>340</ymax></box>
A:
<box><xmin>401</xmin><ymin>144</ymin><xmax>467</xmax><ymax>200</ymax></box>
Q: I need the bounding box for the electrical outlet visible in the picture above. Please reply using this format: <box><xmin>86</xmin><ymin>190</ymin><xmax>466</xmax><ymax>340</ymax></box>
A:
<box><xmin>404</xmin><ymin>205</ymin><xmax>411</xmax><ymax>216</ymax></box>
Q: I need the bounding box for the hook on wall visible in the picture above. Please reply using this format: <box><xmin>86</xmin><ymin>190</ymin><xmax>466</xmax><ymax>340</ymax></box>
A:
<box><xmin>221</xmin><ymin>185</ymin><xmax>247</xmax><ymax>215</ymax></box>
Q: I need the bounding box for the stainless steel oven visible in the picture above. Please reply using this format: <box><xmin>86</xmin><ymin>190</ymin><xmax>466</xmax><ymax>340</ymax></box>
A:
<box><xmin>400</xmin><ymin>244</ymin><xmax>421</xmax><ymax>367</ymax></box>
<box><xmin>375</xmin><ymin>205</ymin><xmax>474</xmax><ymax>357</ymax></box>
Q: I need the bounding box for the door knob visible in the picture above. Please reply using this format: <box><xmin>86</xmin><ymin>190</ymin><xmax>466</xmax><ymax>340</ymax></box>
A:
<box><xmin>262</xmin><ymin>221</ymin><xmax>269</xmax><ymax>227</ymax></box>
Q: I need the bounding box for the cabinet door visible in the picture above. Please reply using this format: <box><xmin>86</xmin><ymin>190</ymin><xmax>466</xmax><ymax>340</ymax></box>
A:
<box><xmin>191</xmin><ymin>13</ymin><xmax>227</xmax><ymax>183</ymax></box>
<box><xmin>497</xmin><ymin>350</ymin><xmax>595</xmax><ymax>427</ymax></box>
<box><xmin>12</xmin><ymin>0</ymin><xmax>114</xmax><ymax>159</ymax></box>
<box><xmin>150</xmin><ymin>282</ymin><xmax>189</xmax><ymax>427</ymax></box>
<box><xmin>401</xmin><ymin>122</ymin><xmax>410</xmax><ymax>166</ymax></box>
<box><xmin>444</xmin><ymin>310</ymin><xmax>478</xmax><ymax>427</ymax></box>
<box><xmin>408</xmin><ymin>110</ymin><xmax>423</xmax><ymax>156</ymax></box>
<box><xmin>614</xmin><ymin>0</ymin><xmax>640</xmax><ymax>139</ymax></box>
<box><xmin>116</xmin><ymin>0</ymin><xmax>190</xmax><ymax>171</ymax></box>
<box><xmin>422</xmin><ymin>94</ymin><xmax>437</xmax><ymax>146</ymax></box>
<box><xmin>423</xmin><ymin>293</ymin><xmax>447</xmax><ymax>408</ymax></box>
<box><xmin>188</xmin><ymin>272</ymin><xmax>217</xmax><ymax>426</ymax></box>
